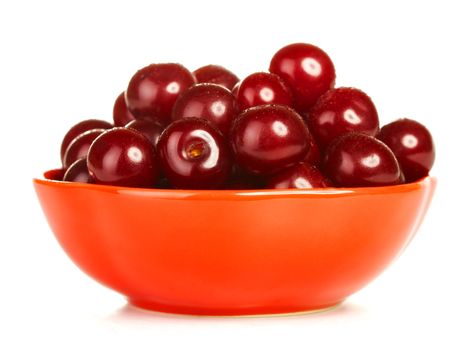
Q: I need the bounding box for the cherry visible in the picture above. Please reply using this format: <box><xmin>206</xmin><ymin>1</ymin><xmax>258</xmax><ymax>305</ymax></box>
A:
<box><xmin>303</xmin><ymin>135</ymin><xmax>321</xmax><ymax>166</ymax></box>
<box><xmin>125</xmin><ymin>63</ymin><xmax>196</xmax><ymax>125</ymax></box>
<box><xmin>63</xmin><ymin>158</ymin><xmax>93</xmax><ymax>183</ymax></box>
<box><xmin>87</xmin><ymin>127</ymin><xmax>159</xmax><ymax>188</ymax></box>
<box><xmin>266</xmin><ymin>162</ymin><xmax>331</xmax><ymax>189</ymax></box>
<box><xmin>307</xmin><ymin>87</ymin><xmax>379</xmax><ymax>151</ymax></box>
<box><xmin>269</xmin><ymin>43</ymin><xmax>335</xmax><ymax>112</ymax></box>
<box><xmin>377</xmin><ymin>118</ymin><xmax>435</xmax><ymax>182</ymax></box>
<box><xmin>231</xmin><ymin>82</ymin><xmax>241</xmax><ymax>97</ymax></box>
<box><xmin>236</xmin><ymin>72</ymin><xmax>293</xmax><ymax>111</ymax></box>
<box><xmin>230</xmin><ymin>105</ymin><xmax>311</xmax><ymax>175</ymax></box>
<box><xmin>193</xmin><ymin>65</ymin><xmax>239</xmax><ymax>90</ymax></box>
<box><xmin>172</xmin><ymin>83</ymin><xmax>237</xmax><ymax>135</ymax></box>
<box><xmin>157</xmin><ymin>118</ymin><xmax>231</xmax><ymax>189</ymax></box>
<box><xmin>324</xmin><ymin>133</ymin><xmax>401</xmax><ymax>187</ymax></box>
<box><xmin>125</xmin><ymin>118</ymin><xmax>164</xmax><ymax>148</ymax></box>
<box><xmin>62</xmin><ymin>129</ymin><xmax>105</xmax><ymax>168</ymax></box>
<box><xmin>60</xmin><ymin>119</ymin><xmax>112</xmax><ymax>161</ymax></box>
<box><xmin>113</xmin><ymin>91</ymin><xmax>136</xmax><ymax>126</ymax></box>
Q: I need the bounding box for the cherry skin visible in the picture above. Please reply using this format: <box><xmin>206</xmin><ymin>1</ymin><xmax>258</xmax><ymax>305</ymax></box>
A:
<box><xmin>113</xmin><ymin>91</ymin><xmax>136</xmax><ymax>126</ymax></box>
<box><xmin>324</xmin><ymin>133</ymin><xmax>401</xmax><ymax>187</ymax></box>
<box><xmin>125</xmin><ymin>118</ymin><xmax>164</xmax><ymax>148</ymax></box>
<box><xmin>125</xmin><ymin>63</ymin><xmax>196</xmax><ymax>125</ymax></box>
<box><xmin>63</xmin><ymin>129</ymin><xmax>105</xmax><ymax>168</ymax></box>
<box><xmin>87</xmin><ymin>127</ymin><xmax>159</xmax><ymax>188</ymax></box>
<box><xmin>157</xmin><ymin>118</ymin><xmax>231</xmax><ymax>189</ymax></box>
<box><xmin>60</xmin><ymin>119</ymin><xmax>112</xmax><ymax>161</ymax></box>
<box><xmin>307</xmin><ymin>87</ymin><xmax>379</xmax><ymax>151</ymax></box>
<box><xmin>230</xmin><ymin>105</ymin><xmax>311</xmax><ymax>175</ymax></box>
<box><xmin>193</xmin><ymin>65</ymin><xmax>239</xmax><ymax>90</ymax></box>
<box><xmin>266</xmin><ymin>162</ymin><xmax>331</xmax><ymax>189</ymax></box>
<box><xmin>377</xmin><ymin>118</ymin><xmax>435</xmax><ymax>182</ymax></box>
<box><xmin>172</xmin><ymin>83</ymin><xmax>237</xmax><ymax>135</ymax></box>
<box><xmin>236</xmin><ymin>72</ymin><xmax>293</xmax><ymax>111</ymax></box>
<box><xmin>63</xmin><ymin>158</ymin><xmax>93</xmax><ymax>183</ymax></box>
<box><xmin>269</xmin><ymin>43</ymin><xmax>335</xmax><ymax>112</ymax></box>
<box><xmin>231</xmin><ymin>82</ymin><xmax>241</xmax><ymax>97</ymax></box>
<box><xmin>303</xmin><ymin>135</ymin><xmax>321</xmax><ymax>166</ymax></box>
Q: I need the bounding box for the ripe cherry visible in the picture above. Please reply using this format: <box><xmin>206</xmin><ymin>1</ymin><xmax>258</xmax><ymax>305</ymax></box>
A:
<box><xmin>60</xmin><ymin>119</ymin><xmax>112</xmax><ymax>161</ymax></box>
<box><xmin>125</xmin><ymin>118</ymin><xmax>164</xmax><ymax>148</ymax></box>
<box><xmin>125</xmin><ymin>63</ymin><xmax>195</xmax><ymax>125</ymax></box>
<box><xmin>324</xmin><ymin>133</ymin><xmax>401</xmax><ymax>187</ymax></box>
<box><xmin>269</xmin><ymin>43</ymin><xmax>335</xmax><ymax>112</ymax></box>
<box><xmin>193</xmin><ymin>65</ymin><xmax>239</xmax><ymax>90</ymax></box>
<box><xmin>87</xmin><ymin>128</ymin><xmax>159</xmax><ymax>188</ymax></box>
<box><xmin>266</xmin><ymin>162</ymin><xmax>331</xmax><ymax>189</ymax></box>
<box><xmin>172</xmin><ymin>83</ymin><xmax>237</xmax><ymax>135</ymax></box>
<box><xmin>378</xmin><ymin>118</ymin><xmax>435</xmax><ymax>182</ymax></box>
<box><xmin>63</xmin><ymin>129</ymin><xmax>105</xmax><ymax>168</ymax></box>
<box><xmin>230</xmin><ymin>105</ymin><xmax>311</xmax><ymax>175</ymax></box>
<box><xmin>63</xmin><ymin>158</ymin><xmax>93</xmax><ymax>183</ymax></box>
<box><xmin>113</xmin><ymin>91</ymin><xmax>136</xmax><ymax>126</ymax></box>
<box><xmin>307</xmin><ymin>87</ymin><xmax>379</xmax><ymax>150</ymax></box>
<box><xmin>236</xmin><ymin>72</ymin><xmax>293</xmax><ymax>111</ymax></box>
<box><xmin>157</xmin><ymin>118</ymin><xmax>231</xmax><ymax>189</ymax></box>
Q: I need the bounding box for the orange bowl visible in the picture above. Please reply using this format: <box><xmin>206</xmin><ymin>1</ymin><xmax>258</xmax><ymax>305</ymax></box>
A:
<box><xmin>33</xmin><ymin>169</ymin><xmax>436</xmax><ymax>316</ymax></box>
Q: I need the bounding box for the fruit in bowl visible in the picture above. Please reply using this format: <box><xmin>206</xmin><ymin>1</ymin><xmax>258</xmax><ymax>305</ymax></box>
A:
<box><xmin>34</xmin><ymin>42</ymin><xmax>436</xmax><ymax>316</ymax></box>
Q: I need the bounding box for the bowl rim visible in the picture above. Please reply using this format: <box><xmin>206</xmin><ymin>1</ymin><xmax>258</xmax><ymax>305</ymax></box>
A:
<box><xmin>33</xmin><ymin>168</ymin><xmax>436</xmax><ymax>199</ymax></box>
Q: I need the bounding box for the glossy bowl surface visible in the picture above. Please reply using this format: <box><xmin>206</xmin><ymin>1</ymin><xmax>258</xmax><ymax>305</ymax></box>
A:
<box><xmin>33</xmin><ymin>169</ymin><xmax>436</xmax><ymax>316</ymax></box>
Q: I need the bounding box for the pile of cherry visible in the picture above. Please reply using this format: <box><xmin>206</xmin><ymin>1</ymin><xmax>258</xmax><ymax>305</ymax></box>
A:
<box><xmin>59</xmin><ymin>43</ymin><xmax>435</xmax><ymax>189</ymax></box>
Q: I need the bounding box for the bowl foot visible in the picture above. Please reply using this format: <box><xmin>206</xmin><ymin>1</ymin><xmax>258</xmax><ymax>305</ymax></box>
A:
<box><xmin>127</xmin><ymin>298</ymin><xmax>343</xmax><ymax>317</ymax></box>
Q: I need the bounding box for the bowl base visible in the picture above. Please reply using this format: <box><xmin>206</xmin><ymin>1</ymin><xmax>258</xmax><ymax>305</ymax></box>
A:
<box><xmin>127</xmin><ymin>299</ymin><xmax>344</xmax><ymax>317</ymax></box>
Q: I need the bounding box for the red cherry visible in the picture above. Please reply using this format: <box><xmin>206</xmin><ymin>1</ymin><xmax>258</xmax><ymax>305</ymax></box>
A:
<box><xmin>62</xmin><ymin>129</ymin><xmax>105</xmax><ymax>168</ymax></box>
<box><xmin>113</xmin><ymin>91</ymin><xmax>136</xmax><ymax>126</ymax></box>
<box><xmin>377</xmin><ymin>118</ymin><xmax>435</xmax><ymax>182</ymax></box>
<box><xmin>125</xmin><ymin>63</ymin><xmax>195</xmax><ymax>125</ymax></box>
<box><xmin>172</xmin><ymin>83</ymin><xmax>237</xmax><ymax>135</ymax></box>
<box><xmin>87</xmin><ymin>128</ymin><xmax>159</xmax><ymax>188</ymax></box>
<box><xmin>231</xmin><ymin>82</ymin><xmax>241</xmax><ymax>97</ymax></box>
<box><xmin>157</xmin><ymin>118</ymin><xmax>231</xmax><ymax>189</ymax></box>
<box><xmin>307</xmin><ymin>87</ymin><xmax>379</xmax><ymax>150</ymax></box>
<box><xmin>63</xmin><ymin>158</ymin><xmax>93</xmax><ymax>183</ymax></box>
<box><xmin>193</xmin><ymin>65</ymin><xmax>239</xmax><ymax>90</ymax></box>
<box><xmin>125</xmin><ymin>118</ymin><xmax>164</xmax><ymax>148</ymax></box>
<box><xmin>324</xmin><ymin>133</ymin><xmax>401</xmax><ymax>187</ymax></box>
<box><xmin>266</xmin><ymin>162</ymin><xmax>331</xmax><ymax>189</ymax></box>
<box><xmin>236</xmin><ymin>72</ymin><xmax>293</xmax><ymax>111</ymax></box>
<box><xmin>230</xmin><ymin>105</ymin><xmax>311</xmax><ymax>175</ymax></box>
<box><xmin>269</xmin><ymin>43</ymin><xmax>335</xmax><ymax>112</ymax></box>
<box><xmin>60</xmin><ymin>119</ymin><xmax>112</xmax><ymax>161</ymax></box>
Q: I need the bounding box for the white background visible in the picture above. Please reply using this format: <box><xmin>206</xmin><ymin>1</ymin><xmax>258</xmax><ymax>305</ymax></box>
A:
<box><xmin>1</xmin><ymin>0</ymin><xmax>472</xmax><ymax>349</ymax></box>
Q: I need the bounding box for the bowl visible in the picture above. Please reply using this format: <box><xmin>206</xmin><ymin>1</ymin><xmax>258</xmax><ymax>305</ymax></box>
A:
<box><xmin>33</xmin><ymin>169</ymin><xmax>436</xmax><ymax>316</ymax></box>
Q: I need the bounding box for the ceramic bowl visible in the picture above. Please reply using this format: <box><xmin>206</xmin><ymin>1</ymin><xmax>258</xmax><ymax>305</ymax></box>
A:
<box><xmin>34</xmin><ymin>169</ymin><xmax>436</xmax><ymax>316</ymax></box>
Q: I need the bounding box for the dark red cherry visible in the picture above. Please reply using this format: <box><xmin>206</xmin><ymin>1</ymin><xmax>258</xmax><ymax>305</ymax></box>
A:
<box><xmin>87</xmin><ymin>127</ymin><xmax>159</xmax><ymax>188</ymax></box>
<box><xmin>230</xmin><ymin>105</ymin><xmax>311</xmax><ymax>175</ymax></box>
<box><xmin>236</xmin><ymin>72</ymin><xmax>293</xmax><ymax>111</ymax></box>
<box><xmin>125</xmin><ymin>118</ymin><xmax>164</xmax><ymax>148</ymax></box>
<box><xmin>307</xmin><ymin>87</ymin><xmax>379</xmax><ymax>150</ymax></box>
<box><xmin>269</xmin><ymin>43</ymin><xmax>335</xmax><ymax>112</ymax></box>
<box><xmin>60</xmin><ymin>119</ymin><xmax>113</xmax><ymax>161</ymax></box>
<box><xmin>303</xmin><ymin>135</ymin><xmax>321</xmax><ymax>166</ymax></box>
<box><xmin>125</xmin><ymin>63</ymin><xmax>196</xmax><ymax>125</ymax></box>
<box><xmin>324</xmin><ymin>133</ymin><xmax>401</xmax><ymax>187</ymax></box>
<box><xmin>193</xmin><ymin>65</ymin><xmax>239</xmax><ymax>90</ymax></box>
<box><xmin>266</xmin><ymin>162</ymin><xmax>331</xmax><ymax>189</ymax></box>
<box><xmin>113</xmin><ymin>91</ymin><xmax>136</xmax><ymax>126</ymax></box>
<box><xmin>172</xmin><ymin>83</ymin><xmax>237</xmax><ymax>135</ymax></box>
<box><xmin>377</xmin><ymin>118</ymin><xmax>435</xmax><ymax>182</ymax></box>
<box><xmin>63</xmin><ymin>129</ymin><xmax>105</xmax><ymax>168</ymax></box>
<box><xmin>157</xmin><ymin>118</ymin><xmax>231</xmax><ymax>189</ymax></box>
<box><xmin>63</xmin><ymin>158</ymin><xmax>93</xmax><ymax>183</ymax></box>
